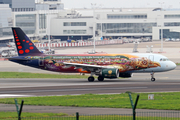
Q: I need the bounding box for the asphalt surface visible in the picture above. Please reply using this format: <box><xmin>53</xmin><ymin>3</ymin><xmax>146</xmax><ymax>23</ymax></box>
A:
<box><xmin>0</xmin><ymin>65</ymin><xmax>180</xmax><ymax>115</ymax></box>
<box><xmin>0</xmin><ymin>67</ymin><xmax>179</xmax><ymax>96</ymax></box>
<box><xmin>0</xmin><ymin>71</ymin><xmax>180</xmax><ymax>114</ymax></box>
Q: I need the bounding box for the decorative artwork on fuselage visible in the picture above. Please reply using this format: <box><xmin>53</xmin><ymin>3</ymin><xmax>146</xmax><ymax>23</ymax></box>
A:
<box><xmin>26</xmin><ymin>54</ymin><xmax>161</xmax><ymax>73</ymax></box>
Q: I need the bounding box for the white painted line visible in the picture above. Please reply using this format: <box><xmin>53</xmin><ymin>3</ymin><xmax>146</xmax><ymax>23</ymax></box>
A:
<box><xmin>0</xmin><ymin>94</ymin><xmax>33</xmax><ymax>98</ymax></box>
<box><xmin>0</xmin><ymin>87</ymin><xmax>148</xmax><ymax>94</ymax></box>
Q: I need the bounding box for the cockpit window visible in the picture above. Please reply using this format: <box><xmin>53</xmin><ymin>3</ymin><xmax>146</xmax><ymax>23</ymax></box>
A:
<box><xmin>160</xmin><ymin>58</ymin><xmax>169</xmax><ymax>61</ymax></box>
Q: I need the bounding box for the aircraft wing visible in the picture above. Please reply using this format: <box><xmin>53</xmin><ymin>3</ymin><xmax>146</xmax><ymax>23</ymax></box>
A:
<box><xmin>63</xmin><ymin>62</ymin><xmax>114</xmax><ymax>71</ymax></box>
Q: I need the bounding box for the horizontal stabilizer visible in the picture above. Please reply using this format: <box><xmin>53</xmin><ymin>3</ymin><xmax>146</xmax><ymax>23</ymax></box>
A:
<box><xmin>7</xmin><ymin>58</ymin><xmax>30</xmax><ymax>61</ymax></box>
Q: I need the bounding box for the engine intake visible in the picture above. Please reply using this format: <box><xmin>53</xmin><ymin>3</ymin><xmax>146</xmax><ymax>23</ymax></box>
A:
<box><xmin>101</xmin><ymin>68</ymin><xmax>119</xmax><ymax>78</ymax></box>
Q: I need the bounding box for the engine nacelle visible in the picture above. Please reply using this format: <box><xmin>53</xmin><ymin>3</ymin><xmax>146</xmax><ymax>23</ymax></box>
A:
<box><xmin>101</xmin><ymin>68</ymin><xmax>119</xmax><ymax>78</ymax></box>
<box><xmin>119</xmin><ymin>72</ymin><xmax>132</xmax><ymax>78</ymax></box>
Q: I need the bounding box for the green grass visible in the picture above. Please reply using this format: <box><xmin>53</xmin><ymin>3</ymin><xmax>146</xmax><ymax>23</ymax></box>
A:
<box><xmin>0</xmin><ymin>72</ymin><xmax>88</xmax><ymax>78</ymax></box>
<box><xmin>1</xmin><ymin>92</ymin><xmax>180</xmax><ymax>110</ymax></box>
<box><xmin>0</xmin><ymin>112</ymin><xmax>68</xmax><ymax>119</ymax></box>
<box><xmin>176</xmin><ymin>63</ymin><xmax>180</xmax><ymax>66</ymax></box>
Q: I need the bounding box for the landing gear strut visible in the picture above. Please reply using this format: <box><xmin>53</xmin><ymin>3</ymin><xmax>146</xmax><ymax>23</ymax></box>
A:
<box><xmin>98</xmin><ymin>76</ymin><xmax>104</xmax><ymax>81</ymax></box>
<box><xmin>88</xmin><ymin>76</ymin><xmax>94</xmax><ymax>82</ymax></box>
<box><xmin>150</xmin><ymin>72</ymin><xmax>155</xmax><ymax>82</ymax></box>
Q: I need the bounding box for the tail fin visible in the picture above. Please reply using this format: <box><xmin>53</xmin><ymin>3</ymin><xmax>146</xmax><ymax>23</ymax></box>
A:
<box><xmin>12</xmin><ymin>27</ymin><xmax>42</xmax><ymax>56</ymax></box>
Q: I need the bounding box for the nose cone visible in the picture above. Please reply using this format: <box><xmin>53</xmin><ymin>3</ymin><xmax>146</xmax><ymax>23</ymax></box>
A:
<box><xmin>168</xmin><ymin>61</ymin><xmax>177</xmax><ymax>70</ymax></box>
<box><xmin>162</xmin><ymin>61</ymin><xmax>176</xmax><ymax>72</ymax></box>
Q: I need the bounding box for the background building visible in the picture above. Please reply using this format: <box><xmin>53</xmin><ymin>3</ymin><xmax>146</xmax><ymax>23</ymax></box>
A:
<box><xmin>0</xmin><ymin>4</ymin><xmax>12</xmax><ymax>42</ymax></box>
<box><xmin>36</xmin><ymin>0</ymin><xmax>64</xmax><ymax>10</ymax></box>
<box><xmin>0</xmin><ymin>0</ymin><xmax>180</xmax><ymax>42</ymax></box>
<box><xmin>0</xmin><ymin>0</ymin><xmax>35</xmax><ymax>12</ymax></box>
<box><xmin>50</xmin><ymin>8</ymin><xmax>180</xmax><ymax>40</ymax></box>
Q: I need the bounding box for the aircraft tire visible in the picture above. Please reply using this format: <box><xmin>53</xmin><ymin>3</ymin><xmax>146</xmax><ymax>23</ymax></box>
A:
<box><xmin>151</xmin><ymin>78</ymin><xmax>155</xmax><ymax>82</ymax></box>
<box><xmin>88</xmin><ymin>76</ymin><xmax>95</xmax><ymax>82</ymax></box>
<box><xmin>98</xmin><ymin>76</ymin><xmax>104</xmax><ymax>81</ymax></box>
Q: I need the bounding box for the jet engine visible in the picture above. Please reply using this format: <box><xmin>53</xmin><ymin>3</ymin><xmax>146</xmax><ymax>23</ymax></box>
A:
<box><xmin>100</xmin><ymin>68</ymin><xmax>119</xmax><ymax>78</ymax></box>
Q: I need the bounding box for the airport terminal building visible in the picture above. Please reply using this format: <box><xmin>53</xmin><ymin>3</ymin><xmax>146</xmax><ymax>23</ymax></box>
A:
<box><xmin>50</xmin><ymin>8</ymin><xmax>180</xmax><ymax>40</ymax></box>
<box><xmin>1</xmin><ymin>0</ymin><xmax>180</xmax><ymax>41</ymax></box>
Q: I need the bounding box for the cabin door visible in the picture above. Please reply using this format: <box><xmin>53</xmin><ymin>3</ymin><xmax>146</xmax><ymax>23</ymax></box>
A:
<box><xmin>39</xmin><ymin>56</ymin><xmax>44</xmax><ymax>66</ymax></box>
<box><xmin>148</xmin><ymin>55</ymin><xmax>154</xmax><ymax>66</ymax></box>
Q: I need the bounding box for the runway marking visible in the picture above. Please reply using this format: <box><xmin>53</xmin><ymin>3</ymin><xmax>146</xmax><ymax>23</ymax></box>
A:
<box><xmin>0</xmin><ymin>87</ymin><xmax>148</xmax><ymax>94</ymax></box>
<box><xmin>0</xmin><ymin>82</ymin><xmax>148</xmax><ymax>89</ymax></box>
<box><xmin>0</xmin><ymin>94</ymin><xmax>32</xmax><ymax>98</ymax></box>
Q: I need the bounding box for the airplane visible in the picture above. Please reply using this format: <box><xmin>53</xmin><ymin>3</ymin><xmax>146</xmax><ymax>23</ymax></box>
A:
<box><xmin>8</xmin><ymin>27</ymin><xmax>176</xmax><ymax>82</ymax></box>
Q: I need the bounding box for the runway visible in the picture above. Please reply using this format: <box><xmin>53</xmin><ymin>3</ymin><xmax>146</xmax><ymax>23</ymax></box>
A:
<box><xmin>1</xmin><ymin>70</ymin><xmax>180</xmax><ymax>114</ymax></box>
<box><xmin>0</xmin><ymin>66</ymin><xmax>180</xmax><ymax>97</ymax></box>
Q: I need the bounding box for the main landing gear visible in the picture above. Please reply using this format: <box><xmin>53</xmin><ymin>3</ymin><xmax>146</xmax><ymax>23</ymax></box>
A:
<box><xmin>88</xmin><ymin>72</ymin><xmax>95</xmax><ymax>82</ymax></box>
<box><xmin>88</xmin><ymin>76</ymin><xmax>95</xmax><ymax>82</ymax></box>
<box><xmin>88</xmin><ymin>76</ymin><xmax>105</xmax><ymax>82</ymax></box>
<box><xmin>88</xmin><ymin>72</ymin><xmax>104</xmax><ymax>82</ymax></box>
<box><xmin>98</xmin><ymin>76</ymin><xmax>104</xmax><ymax>81</ymax></box>
<box><xmin>151</xmin><ymin>72</ymin><xmax>155</xmax><ymax>82</ymax></box>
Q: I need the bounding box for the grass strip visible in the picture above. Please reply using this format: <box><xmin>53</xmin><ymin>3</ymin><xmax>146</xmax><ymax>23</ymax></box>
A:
<box><xmin>176</xmin><ymin>63</ymin><xmax>180</xmax><ymax>66</ymax></box>
<box><xmin>0</xmin><ymin>72</ymin><xmax>88</xmax><ymax>79</ymax></box>
<box><xmin>0</xmin><ymin>112</ymin><xmax>67</xmax><ymax>119</ymax></box>
<box><xmin>1</xmin><ymin>92</ymin><xmax>180</xmax><ymax>110</ymax></box>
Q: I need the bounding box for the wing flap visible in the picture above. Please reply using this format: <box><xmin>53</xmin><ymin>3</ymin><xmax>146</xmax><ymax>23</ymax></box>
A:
<box><xmin>63</xmin><ymin>62</ymin><xmax>114</xmax><ymax>71</ymax></box>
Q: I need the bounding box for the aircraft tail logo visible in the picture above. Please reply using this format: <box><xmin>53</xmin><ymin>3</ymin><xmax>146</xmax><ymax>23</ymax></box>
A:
<box><xmin>12</xmin><ymin>27</ymin><xmax>42</xmax><ymax>56</ymax></box>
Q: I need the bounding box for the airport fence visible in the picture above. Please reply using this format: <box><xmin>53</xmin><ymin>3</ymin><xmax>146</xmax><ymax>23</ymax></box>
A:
<box><xmin>34</xmin><ymin>39</ymin><xmax>123</xmax><ymax>48</ymax></box>
<box><xmin>20</xmin><ymin>114</ymin><xmax>132</xmax><ymax>120</ymax></box>
<box><xmin>2</xmin><ymin>112</ymin><xmax>180</xmax><ymax>120</ymax></box>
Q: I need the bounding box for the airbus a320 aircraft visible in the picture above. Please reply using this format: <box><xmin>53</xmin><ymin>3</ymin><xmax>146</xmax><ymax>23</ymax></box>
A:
<box><xmin>8</xmin><ymin>27</ymin><xmax>176</xmax><ymax>82</ymax></box>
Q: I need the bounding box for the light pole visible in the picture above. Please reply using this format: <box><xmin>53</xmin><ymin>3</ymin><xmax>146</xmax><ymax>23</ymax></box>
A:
<box><xmin>46</xmin><ymin>10</ymin><xmax>51</xmax><ymax>52</ymax></box>
<box><xmin>159</xmin><ymin>2</ymin><xmax>164</xmax><ymax>52</ymax></box>
<box><xmin>91</xmin><ymin>3</ymin><xmax>96</xmax><ymax>53</ymax></box>
<box><xmin>48</xmin><ymin>13</ymin><xmax>51</xmax><ymax>52</ymax></box>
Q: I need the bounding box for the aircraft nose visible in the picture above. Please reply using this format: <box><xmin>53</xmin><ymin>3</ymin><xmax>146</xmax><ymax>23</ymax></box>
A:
<box><xmin>168</xmin><ymin>61</ymin><xmax>176</xmax><ymax>70</ymax></box>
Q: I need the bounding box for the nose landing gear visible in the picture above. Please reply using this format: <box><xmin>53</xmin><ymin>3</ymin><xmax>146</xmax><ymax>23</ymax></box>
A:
<box><xmin>151</xmin><ymin>72</ymin><xmax>155</xmax><ymax>82</ymax></box>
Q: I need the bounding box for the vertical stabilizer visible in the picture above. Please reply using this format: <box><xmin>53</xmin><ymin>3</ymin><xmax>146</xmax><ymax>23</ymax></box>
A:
<box><xmin>12</xmin><ymin>27</ymin><xmax>42</xmax><ymax>56</ymax></box>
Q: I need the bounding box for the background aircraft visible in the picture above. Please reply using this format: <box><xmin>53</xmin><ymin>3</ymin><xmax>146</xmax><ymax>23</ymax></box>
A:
<box><xmin>8</xmin><ymin>27</ymin><xmax>176</xmax><ymax>82</ymax></box>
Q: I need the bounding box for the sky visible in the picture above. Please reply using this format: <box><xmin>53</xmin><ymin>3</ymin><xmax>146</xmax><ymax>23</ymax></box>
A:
<box><xmin>61</xmin><ymin>0</ymin><xmax>180</xmax><ymax>9</ymax></box>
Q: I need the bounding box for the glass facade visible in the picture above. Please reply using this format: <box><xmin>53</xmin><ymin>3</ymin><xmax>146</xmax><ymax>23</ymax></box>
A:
<box><xmin>63</xmin><ymin>30</ymin><xmax>86</xmax><ymax>34</ymax></box>
<box><xmin>97</xmin><ymin>23</ymin><xmax>157</xmax><ymax>34</ymax></box>
<box><xmin>2</xmin><ymin>27</ymin><xmax>12</xmax><ymax>37</ymax></box>
<box><xmin>164</xmin><ymin>22</ymin><xmax>180</xmax><ymax>26</ymax></box>
<box><xmin>12</xmin><ymin>8</ymin><xmax>35</xmax><ymax>12</ymax></box>
<box><xmin>15</xmin><ymin>14</ymin><xmax>36</xmax><ymax>34</ymax></box>
<box><xmin>107</xmin><ymin>14</ymin><xmax>147</xmax><ymax>19</ymax></box>
<box><xmin>63</xmin><ymin>22</ymin><xmax>86</xmax><ymax>26</ymax></box>
<box><xmin>39</xmin><ymin>14</ymin><xmax>46</xmax><ymax>29</ymax></box>
<box><xmin>160</xmin><ymin>29</ymin><xmax>180</xmax><ymax>39</ymax></box>
<box><xmin>44</xmin><ymin>0</ymin><xmax>60</xmax><ymax>1</ymax></box>
<box><xmin>0</xmin><ymin>5</ymin><xmax>12</xmax><ymax>27</ymax></box>
<box><xmin>0</xmin><ymin>27</ymin><xmax>12</xmax><ymax>38</ymax></box>
<box><xmin>164</xmin><ymin>15</ymin><xmax>180</xmax><ymax>19</ymax></box>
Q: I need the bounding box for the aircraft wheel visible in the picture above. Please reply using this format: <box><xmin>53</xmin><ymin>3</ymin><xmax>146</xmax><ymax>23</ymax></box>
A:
<box><xmin>88</xmin><ymin>76</ymin><xmax>95</xmax><ymax>82</ymax></box>
<box><xmin>98</xmin><ymin>76</ymin><xmax>104</xmax><ymax>81</ymax></box>
<box><xmin>151</xmin><ymin>78</ymin><xmax>155</xmax><ymax>82</ymax></box>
